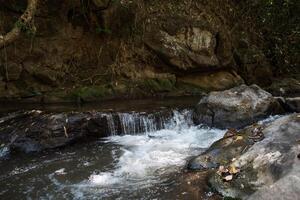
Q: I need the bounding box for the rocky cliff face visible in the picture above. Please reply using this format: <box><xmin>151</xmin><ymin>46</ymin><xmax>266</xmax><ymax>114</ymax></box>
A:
<box><xmin>0</xmin><ymin>0</ymin><xmax>298</xmax><ymax>103</ymax></box>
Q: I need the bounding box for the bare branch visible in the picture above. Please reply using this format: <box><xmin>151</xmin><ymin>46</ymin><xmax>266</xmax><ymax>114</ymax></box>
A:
<box><xmin>0</xmin><ymin>0</ymin><xmax>39</xmax><ymax>49</ymax></box>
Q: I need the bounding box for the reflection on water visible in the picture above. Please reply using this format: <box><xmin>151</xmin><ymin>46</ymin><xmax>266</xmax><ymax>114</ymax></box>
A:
<box><xmin>0</xmin><ymin>96</ymin><xmax>201</xmax><ymax>115</ymax></box>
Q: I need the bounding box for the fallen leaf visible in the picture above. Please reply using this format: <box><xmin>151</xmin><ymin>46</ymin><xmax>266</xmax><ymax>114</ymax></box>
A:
<box><xmin>223</xmin><ymin>175</ymin><xmax>233</xmax><ymax>181</ymax></box>
<box><xmin>235</xmin><ymin>136</ymin><xmax>243</xmax><ymax>141</ymax></box>
<box><xmin>217</xmin><ymin>165</ymin><xmax>228</xmax><ymax>176</ymax></box>
<box><xmin>229</xmin><ymin>165</ymin><xmax>240</xmax><ymax>174</ymax></box>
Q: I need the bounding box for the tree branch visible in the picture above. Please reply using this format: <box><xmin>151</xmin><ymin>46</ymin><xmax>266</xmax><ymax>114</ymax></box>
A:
<box><xmin>0</xmin><ymin>0</ymin><xmax>39</xmax><ymax>49</ymax></box>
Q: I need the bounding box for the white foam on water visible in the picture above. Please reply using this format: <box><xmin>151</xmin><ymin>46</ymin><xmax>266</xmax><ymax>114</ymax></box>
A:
<box><xmin>55</xmin><ymin>168</ymin><xmax>66</xmax><ymax>175</ymax></box>
<box><xmin>89</xmin><ymin>124</ymin><xmax>225</xmax><ymax>187</ymax></box>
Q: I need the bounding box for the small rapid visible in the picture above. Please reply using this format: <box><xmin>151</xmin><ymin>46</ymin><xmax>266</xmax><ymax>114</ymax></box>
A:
<box><xmin>81</xmin><ymin>109</ymin><xmax>226</xmax><ymax>198</ymax></box>
<box><xmin>0</xmin><ymin>109</ymin><xmax>226</xmax><ymax>199</ymax></box>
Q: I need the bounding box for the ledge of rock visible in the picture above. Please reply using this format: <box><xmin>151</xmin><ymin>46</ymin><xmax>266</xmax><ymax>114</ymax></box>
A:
<box><xmin>193</xmin><ymin>84</ymin><xmax>283</xmax><ymax>129</ymax></box>
<box><xmin>188</xmin><ymin>114</ymin><xmax>300</xmax><ymax>199</ymax></box>
<box><xmin>0</xmin><ymin>109</ymin><xmax>176</xmax><ymax>154</ymax></box>
<box><xmin>178</xmin><ymin>70</ymin><xmax>244</xmax><ymax>92</ymax></box>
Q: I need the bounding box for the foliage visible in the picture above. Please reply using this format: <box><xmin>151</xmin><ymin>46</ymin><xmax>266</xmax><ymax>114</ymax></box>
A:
<box><xmin>241</xmin><ymin>0</ymin><xmax>300</xmax><ymax>74</ymax></box>
<box><xmin>15</xmin><ymin>20</ymin><xmax>36</xmax><ymax>37</ymax></box>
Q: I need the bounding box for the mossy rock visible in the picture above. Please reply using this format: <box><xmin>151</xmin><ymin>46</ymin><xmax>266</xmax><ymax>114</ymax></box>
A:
<box><xmin>140</xmin><ymin>77</ymin><xmax>176</xmax><ymax>93</ymax></box>
<box><xmin>71</xmin><ymin>85</ymin><xmax>113</xmax><ymax>102</ymax></box>
<box><xmin>43</xmin><ymin>85</ymin><xmax>114</xmax><ymax>103</ymax></box>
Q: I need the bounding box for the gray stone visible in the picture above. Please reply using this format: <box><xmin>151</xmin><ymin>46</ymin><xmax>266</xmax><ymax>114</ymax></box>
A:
<box><xmin>207</xmin><ymin>114</ymin><xmax>300</xmax><ymax>199</ymax></box>
<box><xmin>193</xmin><ymin>84</ymin><xmax>283</xmax><ymax>128</ymax></box>
<box><xmin>146</xmin><ymin>27</ymin><xmax>220</xmax><ymax>71</ymax></box>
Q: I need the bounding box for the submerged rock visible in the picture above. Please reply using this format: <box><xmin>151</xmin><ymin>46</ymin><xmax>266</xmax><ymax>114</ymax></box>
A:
<box><xmin>193</xmin><ymin>84</ymin><xmax>283</xmax><ymax>129</ymax></box>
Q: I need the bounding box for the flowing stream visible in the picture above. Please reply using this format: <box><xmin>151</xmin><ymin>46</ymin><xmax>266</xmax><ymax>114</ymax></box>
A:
<box><xmin>0</xmin><ymin>107</ymin><xmax>226</xmax><ymax>199</ymax></box>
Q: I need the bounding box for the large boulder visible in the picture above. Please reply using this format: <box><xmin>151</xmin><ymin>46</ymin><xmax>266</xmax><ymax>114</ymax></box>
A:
<box><xmin>193</xmin><ymin>84</ymin><xmax>283</xmax><ymax>128</ymax></box>
<box><xmin>146</xmin><ymin>27</ymin><xmax>219</xmax><ymax>71</ymax></box>
<box><xmin>188</xmin><ymin>114</ymin><xmax>300</xmax><ymax>199</ymax></box>
<box><xmin>0</xmin><ymin>111</ymin><xmax>109</xmax><ymax>154</ymax></box>
<box><xmin>145</xmin><ymin>10</ymin><xmax>233</xmax><ymax>72</ymax></box>
<box><xmin>210</xmin><ymin>114</ymin><xmax>300</xmax><ymax>199</ymax></box>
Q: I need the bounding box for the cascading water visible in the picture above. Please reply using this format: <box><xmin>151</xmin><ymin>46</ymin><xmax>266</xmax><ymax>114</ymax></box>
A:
<box><xmin>98</xmin><ymin>109</ymin><xmax>194</xmax><ymax>136</ymax></box>
<box><xmin>0</xmin><ymin>108</ymin><xmax>226</xmax><ymax>199</ymax></box>
<box><xmin>82</xmin><ymin>109</ymin><xmax>225</xmax><ymax>198</ymax></box>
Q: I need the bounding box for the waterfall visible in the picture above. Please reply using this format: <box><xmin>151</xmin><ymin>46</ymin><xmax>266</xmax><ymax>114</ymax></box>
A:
<box><xmin>99</xmin><ymin>109</ymin><xmax>194</xmax><ymax>136</ymax></box>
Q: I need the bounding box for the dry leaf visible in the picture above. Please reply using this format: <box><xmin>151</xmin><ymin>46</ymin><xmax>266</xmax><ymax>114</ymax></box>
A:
<box><xmin>235</xmin><ymin>136</ymin><xmax>243</xmax><ymax>141</ymax></box>
<box><xmin>223</xmin><ymin>175</ymin><xmax>233</xmax><ymax>181</ymax></box>
<box><xmin>217</xmin><ymin>165</ymin><xmax>228</xmax><ymax>176</ymax></box>
<box><xmin>229</xmin><ymin>165</ymin><xmax>240</xmax><ymax>174</ymax></box>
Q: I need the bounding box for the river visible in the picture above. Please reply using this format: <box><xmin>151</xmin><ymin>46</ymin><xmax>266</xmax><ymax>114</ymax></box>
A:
<box><xmin>0</xmin><ymin>98</ymin><xmax>226</xmax><ymax>199</ymax></box>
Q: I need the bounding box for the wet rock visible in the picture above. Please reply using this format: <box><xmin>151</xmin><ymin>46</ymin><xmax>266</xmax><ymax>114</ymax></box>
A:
<box><xmin>208</xmin><ymin>114</ymin><xmax>300</xmax><ymax>199</ymax></box>
<box><xmin>188</xmin><ymin>125</ymin><xmax>256</xmax><ymax>171</ymax></box>
<box><xmin>194</xmin><ymin>84</ymin><xmax>283</xmax><ymax>129</ymax></box>
<box><xmin>0</xmin><ymin>109</ymin><xmax>184</xmax><ymax>154</ymax></box>
<box><xmin>274</xmin><ymin>97</ymin><xmax>300</xmax><ymax>113</ymax></box>
<box><xmin>285</xmin><ymin>97</ymin><xmax>300</xmax><ymax>112</ymax></box>
<box><xmin>0</xmin><ymin>111</ymin><xmax>108</xmax><ymax>154</ymax></box>
<box><xmin>178</xmin><ymin>71</ymin><xmax>244</xmax><ymax>91</ymax></box>
<box><xmin>187</xmin><ymin>155</ymin><xmax>219</xmax><ymax>171</ymax></box>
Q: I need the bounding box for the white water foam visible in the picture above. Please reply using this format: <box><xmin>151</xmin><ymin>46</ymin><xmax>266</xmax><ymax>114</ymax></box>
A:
<box><xmin>89</xmin><ymin>110</ymin><xmax>225</xmax><ymax>187</ymax></box>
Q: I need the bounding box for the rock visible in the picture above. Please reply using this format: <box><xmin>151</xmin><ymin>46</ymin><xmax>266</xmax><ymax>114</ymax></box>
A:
<box><xmin>0</xmin><ymin>109</ymin><xmax>178</xmax><ymax>154</ymax></box>
<box><xmin>193</xmin><ymin>84</ymin><xmax>283</xmax><ymax>129</ymax></box>
<box><xmin>24</xmin><ymin>61</ymin><xmax>59</xmax><ymax>86</ymax></box>
<box><xmin>140</xmin><ymin>77</ymin><xmax>176</xmax><ymax>93</ymax></box>
<box><xmin>33</xmin><ymin>67</ymin><xmax>59</xmax><ymax>86</ymax></box>
<box><xmin>146</xmin><ymin>26</ymin><xmax>223</xmax><ymax>71</ymax></box>
<box><xmin>285</xmin><ymin>97</ymin><xmax>300</xmax><ymax>112</ymax></box>
<box><xmin>0</xmin><ymin>111</ymin><xmax>110</xmax><ymax>154</ymax></box>
<box><xmin>188</xmin><ymin>126</ymin><xmax>254</xmax><ymax>171</ymax></box>
<box><xmin>266</xmin><ymin>78</ymin><xmax>300</xmax><ymax>97</ymax></box>
<box><xmin>145</xmin><ymin>19</ymin><xmax>231</xmax><ymax>71</ymax></box>
<box><xmin>0</xmin><ymin>63</ymin><xmax>23</xmax><ymax>81</ymax></box>
<box><xmin>208</xmin><ymin>114</ymin><xmax>300</xmax><ymax>199</ymax></box>
<box><xmin>274</xmin><ymin>97</ymin><xmax>300</xmax><ymax>113</ymax></box>
<box><xmin>178</xmin><ymin>71</ymin><xmax>244</xmax><ymax>91</ymax></box>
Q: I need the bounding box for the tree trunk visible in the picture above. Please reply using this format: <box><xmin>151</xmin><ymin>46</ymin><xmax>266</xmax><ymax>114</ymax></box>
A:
<box><xmin>0</xmin><ymin>0</ymin><xmax>39</xmax><ymax>49</ymax></box>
